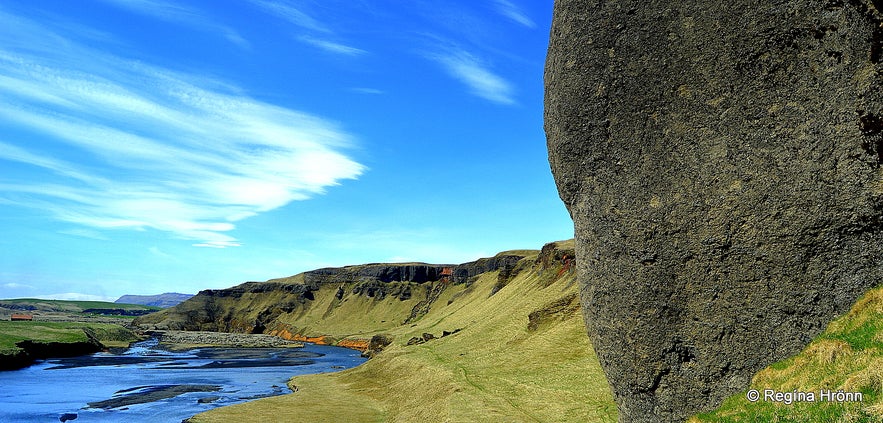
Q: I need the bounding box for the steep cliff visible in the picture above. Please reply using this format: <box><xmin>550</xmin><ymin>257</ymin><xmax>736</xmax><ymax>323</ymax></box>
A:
<box><xmin>545</xmin><ymin>0</ymin><xmax>883</xmax><ymax>421</ymax></box>
<box><xmin>136</xmin><ymin>253</ymin><xmax>527</xmax><ymax>344</ymax></box>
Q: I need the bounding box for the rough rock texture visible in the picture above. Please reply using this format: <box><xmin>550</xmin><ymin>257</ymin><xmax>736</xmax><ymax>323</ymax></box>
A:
<box><xmin>450</xmin><ymin>255</ymin><xmax>525</xmax><ymax>284</ymax></box>
<box><xmin>303</xmin><ymin>264</ymin><xmax>452</xmax><ymax>285</ymax></box>
<box><xmin>361</xmin><ymin>333</ymin><xmax>393</xmax><ymax>358</ymax></box>
<box><xmin>302</xmin><ymin>257</ymin><xmax>525</xmax><ymax>286</ymax></box>
<box><xmin>545</xmin><ymin>1</ymin><xmax>883</xmax><ymax>421</ymax></box>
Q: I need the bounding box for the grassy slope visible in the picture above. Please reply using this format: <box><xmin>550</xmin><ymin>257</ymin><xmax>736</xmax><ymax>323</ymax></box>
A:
<box><xmin>691</xmin><ymin>284</ymin><xmax>883</xmax><ymax>422</ymax></box>
<box><xmin>144</xmin><ymin>278</ymin><xmax>431</xmax><ymax>337</ymax></box>
<box><xmin>189</xmin><ymin>241</ymin><xmax>618</xmax><ymax>423</ymax></box>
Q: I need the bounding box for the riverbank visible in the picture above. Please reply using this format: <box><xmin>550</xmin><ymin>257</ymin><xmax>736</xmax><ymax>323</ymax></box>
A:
<box><xmin>151</xmin><ymin>330</ymin><xmax>304</xmax><ymax>350</ymax></box>
<box><xmin>0</xmin><ymin>337</ymin><xmax>366</xmax><ymax>422</ymax></box>
<box><xmin>0</xmin><ymin>298</ymin><xmax>161</xmax><ymax>370</ymax></box>
<box><xmin>0</xmin><ymin>324</ymin><xmax>311</xmax><ymax>371</ymax></box>
<box><xmin>0</xmin><ymin>321</ymin><xmax>142</xmax><ymax>370</ymax></box>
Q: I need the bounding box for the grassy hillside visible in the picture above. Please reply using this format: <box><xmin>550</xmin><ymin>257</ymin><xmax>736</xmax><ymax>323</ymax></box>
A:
<box><xmin>116</xmin><ymin>292</ymin><xmax>193</xmax><ymax>308</ymax></box>
<box><xmin>139</xmin><ymin>253</ymin><xmax>527</xmax><ymax>337</ymax></box>
<box><xmin>187</xmin><ymin>240</ymin><xmax>617</xmax><ymax>423</ymax></box>
<box><xmin>691</xmin><ymin>285</ymin><xmax>883</xmax><ymax>422</ymax></box>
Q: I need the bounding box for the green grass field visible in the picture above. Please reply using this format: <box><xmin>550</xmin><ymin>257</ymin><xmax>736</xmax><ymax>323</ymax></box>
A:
<box><xmin>0</xmin><ymin>321</ymin><xmax>141</xmax><ymax>353</ymax></box>
<box><xmin>1</xmin><ymin>298</ymin><xmax>160</xmax><ymax>313</ymax></box>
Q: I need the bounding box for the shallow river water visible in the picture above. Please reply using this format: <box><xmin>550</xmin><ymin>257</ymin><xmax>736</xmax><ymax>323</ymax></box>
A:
<box><xmin>0</xmin><ymin>338</ymin><xmax>366</xmax><ymax>422</ymax></box>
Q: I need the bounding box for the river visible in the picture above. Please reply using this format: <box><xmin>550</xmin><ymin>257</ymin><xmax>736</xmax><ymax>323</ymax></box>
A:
<box><xmin>0</xmin><ymin>338</ymin><xmax>367</xmax><ymax>422</ymax></box>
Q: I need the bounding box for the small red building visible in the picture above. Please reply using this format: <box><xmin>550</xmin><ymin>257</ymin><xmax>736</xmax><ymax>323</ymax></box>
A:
<box><xmin>10</xmin><ymin>313</ymin><xmax>33</xmax><ymax>321</ymax></box>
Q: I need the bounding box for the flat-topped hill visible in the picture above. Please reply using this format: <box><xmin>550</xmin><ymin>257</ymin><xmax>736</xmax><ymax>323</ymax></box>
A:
<box><xmin>115</xmin><ymin>293</ymin><xmax>193</xmax><ymax>308</ymax></box>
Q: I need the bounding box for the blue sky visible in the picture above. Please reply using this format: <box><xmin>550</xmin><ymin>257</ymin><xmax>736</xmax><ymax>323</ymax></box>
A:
<box><xmin>0</xmin><ymin>0</ymin><xmax>570</xmax><ymax>301</ymax></box>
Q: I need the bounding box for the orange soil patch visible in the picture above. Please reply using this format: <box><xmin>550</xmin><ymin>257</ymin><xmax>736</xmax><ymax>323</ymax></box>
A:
<box><xmin>336</xmin><ymin>339</ymin><xmax>370</xmax><ymax>351</ymax></box>
<box><xmin>266</xmin><ymin>324</ymin><xmax>368</xmax><ymax>351</ymax></box>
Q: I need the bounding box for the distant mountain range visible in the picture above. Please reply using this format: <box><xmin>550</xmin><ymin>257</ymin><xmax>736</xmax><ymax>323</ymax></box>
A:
<box><xmin>115</xmin><ymin>293</ymin><xmax>193</xmax><ymax>308</ymax></box>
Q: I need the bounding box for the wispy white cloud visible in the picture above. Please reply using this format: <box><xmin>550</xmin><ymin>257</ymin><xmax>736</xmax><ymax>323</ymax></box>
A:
<box><xmin>246</xmin><ymin>0</ymin><xmax>330</xmax><ymax>33</ymax></box>
<box><xmin>95</xmin><ymin>0</ymin><xmax>249</xmax><ymax>47</ymax></box>
<box><xmin>0</xmin><ymin>141</ymin><xmax>106</xmax><ymax>185</ymax></box>
<box><xmin>247</xmin><ymin>1</ymin><xmax>364</xmax><ymax>57</ymax></box>
<box><xmin>0</xmin><ymin>11</ymin><xmax>365</xmax><ymax>248</ymax></box>
<box><xmin>351</xmin><ymin>87</ymin><xmax>385</xmax><ymax>95</ymax></box>
<box><xmin>58</xmin><ymin>228</ymin><xmax>110</xmax><ymax>241</ymax></box>
<box><xmin>492</xmin><ymin>0</ymin><xmax>536</xmax><ymax>28</ymax></box>
<box><xmin>298</xmin><ymin>36</ymin><xmax>366</xmax><ymax>56</ymax></box>
<box><xmin>432</xmin><ymin>49</ymin><xmax>515</xmax><ymax>105</ymax></box>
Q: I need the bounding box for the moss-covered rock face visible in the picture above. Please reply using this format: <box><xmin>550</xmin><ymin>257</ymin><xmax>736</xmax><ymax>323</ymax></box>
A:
<box><xmin>544</xmin><ymin>1</ymin><xmax>883</xmax><ymax>422</ymax></box>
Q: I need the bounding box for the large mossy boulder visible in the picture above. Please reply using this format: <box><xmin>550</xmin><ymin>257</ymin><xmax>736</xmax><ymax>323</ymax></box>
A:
<box><xmin>544</xmin><ymin>1</ymin><xmax>883</xmax><ymax>421</ymax></box>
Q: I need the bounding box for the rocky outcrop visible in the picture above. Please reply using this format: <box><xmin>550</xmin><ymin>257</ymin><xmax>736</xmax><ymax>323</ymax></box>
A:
<box><xmin>545</xmin><ymin>1</ymin><xmax>883</xmax><ymax>422</ymax></box>
<box><xmin>450</xmin><ymin>255</ymin><xmax>524</xmax><ymax>284</ymax></box>
<box><xmin>303</xmin><ymin>264</ymin><xmax>450</xmax><ymax>285</ymax></box>
<box><xmin>527</xmin><ymin>292</ymin><xmax>580</xmax><ymax>332</ymax></box>
<box><xmin>301</xmin><ymin>257</ymin><xmax>526</xmax><ymax>286</ymax></box>
<box><xmin>361</xmin><ymin>334</ymin><xmax>393</xmax><ymax>358</ymax></box>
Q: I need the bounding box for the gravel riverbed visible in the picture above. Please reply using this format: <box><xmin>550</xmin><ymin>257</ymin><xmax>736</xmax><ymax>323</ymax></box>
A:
<box><xmin>150</xmin><ymin>330</ymin><xmax>304</xmax><ymax>349</ymax></box>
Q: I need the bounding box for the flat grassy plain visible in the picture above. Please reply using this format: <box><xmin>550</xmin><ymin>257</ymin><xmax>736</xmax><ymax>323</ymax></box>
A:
<box><xmin>0</xmin><ymin>299</ymin><xmax>150</xmax><ymax>356</ymax></box>
<box><xmin>0</xmin><ymin>321</ymin><xmax>140</xmax><ymax>353</ymax></box>
<box><xmin>1</xmin><ymin>298</ymin><xmax>157</xmax><ymax>311</ymax></box>
<box><xmin>0</xmin><ymin>298</ymin><xmax>160</xmax><ymax>317</ymax></box>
